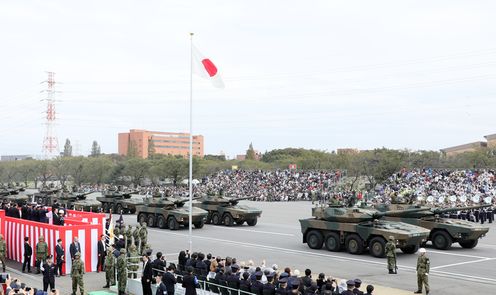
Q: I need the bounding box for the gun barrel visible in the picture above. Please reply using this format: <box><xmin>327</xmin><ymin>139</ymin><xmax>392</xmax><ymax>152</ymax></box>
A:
<box><xmin>432</xmin><ymin>204</ymin><xmax>491</xmax><ymax>214</ymax></box>
<box><xmin>373</xmin><ymin>208</ymin><xmax>430</xmax><ymax>218</ymax></box>
<box><xmin>230</xmin><ymin>196</ymin><xmax>254</xmax><ymax>202</ymax></box>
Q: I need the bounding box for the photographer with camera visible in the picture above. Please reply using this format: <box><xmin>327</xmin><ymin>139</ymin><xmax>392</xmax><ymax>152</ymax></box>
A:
<box><xmin>41</xmin><ymin>255</ymin><xmax>56</xmax><ymax>292</ymax></box>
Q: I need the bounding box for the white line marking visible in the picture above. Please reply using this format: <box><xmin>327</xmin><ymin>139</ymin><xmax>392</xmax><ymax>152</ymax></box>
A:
<box><xmin>218</xmin><ymin>227</ymin><xmax>294</xmax><ymax>236</ymax></box>
<box><xmin>427</xmin><ymin>249</ymin><xmax>491</xmax><ymax>260</ymax></box>
<box><xmin>431</xmin><ymin>258</ymin><xmax>496</xmax><ymax>270</ymax></box>
<box><xmin>150</xmin><ymin>229</ymin><xmax>496</xmax><ymax>284</ymax></box>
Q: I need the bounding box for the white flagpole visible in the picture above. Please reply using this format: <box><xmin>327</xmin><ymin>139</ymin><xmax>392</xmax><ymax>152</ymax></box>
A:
<box><xmin>188</xmin><ymin>32</ymin><xmax>194</xmax><ymax>253</ymax></box>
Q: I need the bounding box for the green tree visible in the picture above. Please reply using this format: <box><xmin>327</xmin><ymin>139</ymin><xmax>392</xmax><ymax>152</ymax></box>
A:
<box><xmin>63</xmin><ymin>139</ymin><xmax>73</xmax><ymax>157</ymax></box>
<box><xmin>67</xmin><ymin>157</ymin><xmax>87</xmax><ymax>186</ymax></box>
<box><xmin>123</xmin><ymin>158</ymin><xmax>151</xmax><ymax>186</ymax></box>
<box><xmin>246</xmin><ymin>143</ymin><xmax>256</xmax><ymax>160</ymax></box>
<box><xmin>15</xmin><ymin>160</ymin><xmax>38</xmax><ymax>187</ymax></box>
<box><xmin>83</xmin><ymin>157</ymin><xmax>113</xmax><ymax>185</ymax></box>
<box><xmin>36</xmin><ymin>160</ymin><xmax>53</xmax><ymax>188</ymax></box>
<box><xmin>90</xmin><ymin>140</ymin><xmax>101</xmax><ymax>157</ymax></box>
<box><xmin>52</xmin><ymin>157</ymin><xmax>72</xmax><ymax>187</ymax></box>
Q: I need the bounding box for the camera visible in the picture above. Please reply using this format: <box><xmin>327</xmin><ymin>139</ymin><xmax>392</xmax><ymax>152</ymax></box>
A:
<box><xmin>0</xmin><ymin>273</ymin><xmax>9</xmax><ymax>283</ymax></box>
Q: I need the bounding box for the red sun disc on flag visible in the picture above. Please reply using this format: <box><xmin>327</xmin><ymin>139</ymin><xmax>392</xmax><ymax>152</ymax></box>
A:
<box><xmin>201</xmin><ymin>59</ymin><xmax>218</xmax><ymax>77</ymax></box>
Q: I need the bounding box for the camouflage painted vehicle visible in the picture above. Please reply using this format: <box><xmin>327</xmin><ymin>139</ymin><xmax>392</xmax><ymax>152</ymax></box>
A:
<box><xmin>193</xmin><ymin>195</ymin><xmax>262</xmax><ymax>226</ymax></box>
<box><xmin>2</xmin><ymin>193</ymin><xmax>29</xmax><ymax>205</ymax></box>
<box><xmin>299</xmin><ymin>206</ymin><xmax>430</xmax><ymax>257</ymax></box>
<box><xmin>34</xmin><ymin>190</ymin><xmax>93</xmax><ymax>208</ymax></box>
<box><xmin>375</xmin><ymin>203</ymin><xmax>491</xmax><ymax>250</ymax></box>
<box><xmin>73</xmin><ymin>198</ymin><xmax>102</xmax><ymax>212</ymax></box>
<box><xmin>136</xmin><ymin>196</ymin><xmax>208</xmax><ymax>230</ymax></box>
<box><xmin>96</xmin><ymin>189</ymin><xmax>142</xmax><ymax>214</ymax></box>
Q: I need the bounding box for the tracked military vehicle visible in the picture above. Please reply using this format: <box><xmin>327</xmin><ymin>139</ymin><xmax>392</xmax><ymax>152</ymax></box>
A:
<box><xmin>96</xmin><ymin>189</ymin><xmax>142</xmax><ymax>214</ymax></box>
<box><xmin>136</xmin><ymin>196</ymin><xmax>208</xmax><ymax>230</ymax></box>
<box><xmin>299</xmin><ymin>206</ymin><xmax>430</xmax><ymax>257</ymax></box>
<box><xmin>375</xmin><ymin>203</ymin><xmax>491</xmax><ymax>249</ymax></box>
<box><xmin>193</xmin><ymin>195</ymin><xmax>262</xmax><ymax>226</ymax></box>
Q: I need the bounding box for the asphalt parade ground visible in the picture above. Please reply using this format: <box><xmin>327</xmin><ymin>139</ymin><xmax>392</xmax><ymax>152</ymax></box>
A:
<box><xmin>6</xmin><ymin>200</ymin><xmax>494</xmax><ymax>295</ymax></box>
<box><xmin>123</xmin><ymin>201</ymin><xmax>496</xmax><ymax>295</ymax></box>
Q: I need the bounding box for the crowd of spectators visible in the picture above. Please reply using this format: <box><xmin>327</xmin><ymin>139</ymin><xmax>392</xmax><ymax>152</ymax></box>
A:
<box><xmin>137</xmin><ymin>168</ymin><xmax>496</xmax><ymax>208</ymax></box>
<box><xmin>166</xmin><ymin>250</ymin><xmax>375</xmax><ymax>295</ymax></box>
<box><xmin>0</xmin><ymin>273</ymin><xmax>59</xmax><ymax>295</ymax></box>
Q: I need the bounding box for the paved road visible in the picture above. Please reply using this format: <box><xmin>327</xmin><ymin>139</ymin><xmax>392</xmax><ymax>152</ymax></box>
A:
<box><xmin>122</xmin><ymin>201</ymin><xmax>496</xmax><ymax>295</ymax></box>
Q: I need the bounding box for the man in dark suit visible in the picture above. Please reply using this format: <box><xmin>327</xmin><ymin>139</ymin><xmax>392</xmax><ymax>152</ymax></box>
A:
<box><xmin>69</xmin><ymin>237</ymin><xmax>81</xmax><ymax>261</ymax></box>
<box><xmin>55</xmin><ymin>239</ymin><xmax>65</xmax><ymax>276</ymax></box>
<box><xmin>182</xmin><ymin>266</ymin><xmax>198</xmax><ymax>295</ymax></box>
<box><xmin>142</xmin><ymin>254</ymin><xmax>153</xmax><ymax>295</ymax></box>
<box><xmin>155</xmin><ymin>274</ymin><xmax>168</xmax><ymax>295</ymax></box>
<box><xmin>163</xmin><ymin>265</ymin><xmax>177</xmax><ymax>295</ymax></box>
<box><xmin>97</xmin><ymin>235</ymin><xmax>106</xmax><ymax>273</ymax></box>
<box><xmin>22</xmin><ymin>236</ymin><xmax>32</xmax><ymax>273</ymax></box>
<box><xmin>41</xmin><ymin>255</ymin><xmax>56</xmax><ymax>292</ymax></box>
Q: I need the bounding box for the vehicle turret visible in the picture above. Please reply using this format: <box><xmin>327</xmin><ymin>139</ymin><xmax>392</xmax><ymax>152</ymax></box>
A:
<box><xmin>374</xmin><ymin>203</ymin><xmax>491</xmax><ymax>250</ymax></box>
<box><xmin>194</xmin><ymin>195</ymin><xmax>262</xmax><ymax>226</ymax></box>
<box><xmin>312</xmin><ymin>206</ymin><xmax>431</xmax><ymax>223</ymax></box>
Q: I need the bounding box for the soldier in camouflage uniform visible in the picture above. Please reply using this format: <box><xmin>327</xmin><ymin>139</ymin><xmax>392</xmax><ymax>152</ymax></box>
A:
<box><xmin>71</xmin><ymin>252</ymin><xmax>85</xmax><ymax>295</ymax></box>
<box><xmin>0</xmin><ymin>234</ymin><xmax>7</xmax><ymax>272</ymax></box>
<box><xmin>132</xmin><ymin>225</ymin><xmax>140</xmax><ymax>250</ymax></box>
<box><xmin>415</xmin><ymin>248</ymin><xmax>430</xmax><ymax>294</ymax></box>
<box><xmin>125</xmin><ymin>225</ymin><xmax>133</xmax><ymax>249</ymax></box>
<box><xmin>139</xmin><ymin>223</ymin><xmax>148</xmax><ymax>251</ymax></box>
<box><xmin>36</xmin><ymin>236</ymin><xmax>48</xmax><ymax>274</ymax></box>
<box><xmin>141</xmin><ymin>244</ymin><xmax>152</xmax><ymax>257</ymax></box>
<box><xmin>117</xmin><ymin>248</ymin><xmax>128</xmax><ymax>295</ymax></box>
<box><xmin>127</xmin><ymin>244</ymin><xmax>139</xmax><ymax>279</ymax></box>
<box><xmin>385</xmin><ymin>236</ymin><xmax>397</xmax><ymax>274</ymax></box>
<box><xmin>103</xmin><ymin>247</ymin><xmax>115</xmax><ymax>288</ymax></box>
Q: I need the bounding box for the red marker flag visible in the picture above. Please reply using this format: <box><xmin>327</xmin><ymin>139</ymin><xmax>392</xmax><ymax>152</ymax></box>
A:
<box><xmin>192</xmin><ymin>45</ymin><xmax>225</xmax><ymax>88</ymax></box>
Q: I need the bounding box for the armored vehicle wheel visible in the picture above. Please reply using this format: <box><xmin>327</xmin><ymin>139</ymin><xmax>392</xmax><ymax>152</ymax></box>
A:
<box><xmin>157</xmin><ymin>216</ymin><xmax>166</xmax><ymax>229</ymax></box>
<box><xmin>247</xmin><ymin>218</ymin><xmax>258</xmax><ymax>226</ymax></box>
<box><xmin>400</xmin><ymin>244</ymin><xmax>418</xmax><ymax>254</ymax></box>
<box><xmin>115</xmin><ymin>204</ymin><xmax>123</xmax><ymax>214</ymax></box>
<box><xmin>432</xmin><ymin>231</ymin><xmax>452</xmax><ymax>250</ymax></box>
<box><xmin>211</xmin><ymin>213</ymin><xmax>221</xmax><ymax>225</ymax></box>
<box><xmin>194</xmin><ymin>220</ymin><xmax>205</xmax><ymax>229</ymax></box>
<box><xmin>138</xmin><ymin>213</ymin><xmax>147</xmax><ymax>224</ymax></box>
<box><xmin>235</xmin><ymin>219</ymin><xmax>245</xmax><ymax>225</ymax></box>
<box><xmin>147</xmin><ymin>215</ymin><xmax>155</xmax><ymax>227</ymax></box>
<box><xmin>369</xmin><ymin>237</ymin><xmax>386</xmax><ymax>258</ymax></box>
<box><xmin>306</xmin><ymin>230</ymin><xmax>324</xmax><ymax>249</ymax></box>
<box><xmin>324</xmin><ymin>232</ymin><xmax>341</xmax><ymax>252</ymax></box>
<box><xmin>102</xmin><ymin>203</ymin><xmax>109</xmax><ymax>213</ymax></box>
<box><xmin>168</xmin><ymin>217</ymin><xmax>179</xmax><ymax>230</ymax></box>
<box><xmin>223</xmin><ymin>213</ymin><xmax>234</xmax><ymax>226</ymax></box>
<box><xmin>459</xmin><ymin>239</ymin><xmax>478</xmax><ymax>249</ymax></box>
<box><xmin>345</xmin><ymin>234</ymin><xmax>364</xmax><ymax>255</ymax></box>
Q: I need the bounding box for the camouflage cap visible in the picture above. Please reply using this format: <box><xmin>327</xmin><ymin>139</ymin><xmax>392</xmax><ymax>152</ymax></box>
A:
<box><xmin>75</xmin><ymin>252</ymin><xmax>81</xmax><ymax>257</ymax></box>
<box><xmin>388</xmin><ymin>236</ymin><xmax>394</xmax><ymax>241</ymax></box>
<box><xmin>130</xmin><ymin>244</ymin><xmax>136</xmax><ymax>250</ymax></box>
<box><xmin>120</xmin><ymin>248</ymin><xmax>127</xmax><ymax>254</ymax></box>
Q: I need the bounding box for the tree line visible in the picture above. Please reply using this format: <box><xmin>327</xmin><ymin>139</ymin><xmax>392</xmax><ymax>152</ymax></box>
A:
<box><xmin>1</xmin><ymin>147</ymin><xmax>495</xmax><ymax>189</ymax></box>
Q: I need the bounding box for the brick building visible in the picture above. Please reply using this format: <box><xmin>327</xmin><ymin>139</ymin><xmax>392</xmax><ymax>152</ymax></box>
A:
<box><xmin>118</xmin><ymin>129</ymin><xmax>204</xmax><ymax>159</ymax></box>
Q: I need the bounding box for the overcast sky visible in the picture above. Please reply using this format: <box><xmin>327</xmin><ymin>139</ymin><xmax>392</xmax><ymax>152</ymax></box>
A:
<box><xmin>1</xmin><ymin>1</ymin><xmax>496</xmax><ymax>158</ymax></box>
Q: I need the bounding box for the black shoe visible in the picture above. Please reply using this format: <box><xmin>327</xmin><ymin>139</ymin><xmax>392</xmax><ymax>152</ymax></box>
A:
<box><xmin>103</xmin><ymin>285</ymin><xmax>109</xmax><ymax>288</ymax></box>
<box><xmin>389</xmin><ymin>270</ymin><xmax>394</xmax><ymax>274</ymax></box>
<box><xmin>414</xmin><ymin>291</ymin><xmax>422</xmax><ymax>294</ymax></box>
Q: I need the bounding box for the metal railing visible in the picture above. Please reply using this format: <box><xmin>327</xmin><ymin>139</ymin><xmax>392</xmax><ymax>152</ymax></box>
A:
<box><xmin>151</xmin><ymin>267</ymin><xmax>256</xmax><ymax>295</ymax></box>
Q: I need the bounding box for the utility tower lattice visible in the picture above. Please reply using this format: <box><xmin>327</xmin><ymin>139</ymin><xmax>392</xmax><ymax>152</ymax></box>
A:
<box><xmin>42</xmin><ymin>72</ymin><xmax>59</xmax><ymax>158</ymax></box>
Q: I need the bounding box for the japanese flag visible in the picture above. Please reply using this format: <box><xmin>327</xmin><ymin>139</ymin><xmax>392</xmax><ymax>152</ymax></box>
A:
<box><xmin>192</xmin><ymin>45</ymin><xmax>225</xmax><ymax>88</ymax></box>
